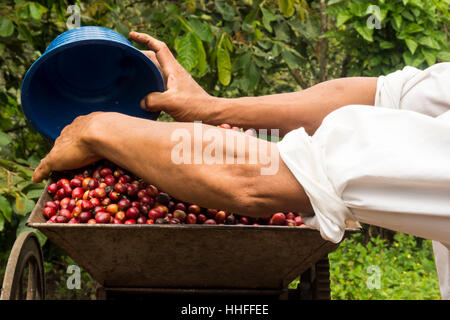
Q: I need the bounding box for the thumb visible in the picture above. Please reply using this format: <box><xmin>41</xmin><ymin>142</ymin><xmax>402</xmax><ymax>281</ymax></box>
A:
<box><xmin>140</xmin><ymin>92</ymin><xmax>167</xmax><ymax>112</ymax></box>
<box><xmin>32</xmin><ymin>157</ymin><xmax>51</xmax><ymax>183</ymax></box>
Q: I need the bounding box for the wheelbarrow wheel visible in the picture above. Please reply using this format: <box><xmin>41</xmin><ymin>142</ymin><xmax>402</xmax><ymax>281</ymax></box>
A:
<box><xmin>0</xmin><ymin>231</ymin><xmax>45</xmax><ymax>300</ymax></box>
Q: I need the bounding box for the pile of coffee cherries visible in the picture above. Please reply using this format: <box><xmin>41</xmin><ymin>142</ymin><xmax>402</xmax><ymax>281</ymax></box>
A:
<box><xmin>42</xmin><ymin>124</ymin><xmax>306</xmax><ymax>227</ymax></box>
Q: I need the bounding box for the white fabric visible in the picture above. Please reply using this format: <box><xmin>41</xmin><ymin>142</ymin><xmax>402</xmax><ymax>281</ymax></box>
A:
<box><xmin>276</xmin><ymin>127</ymin><xmax>355</xmax><ymax>243</ymax></box>
<box><xmin>375</xmin><ymin>63</ymin><xmax>450</xmax><ymax>300</ymax></box>
<box><xmin>278</xmin><ymin>106</ymin><xmax>450</xmax><ymax>244</ymax></box>
<box><xmin>375</xmin><ymin>63</ymin><xmax>450</xmax><ymax>116</ymax></box>
<box><xmin>278</xmin><ymin>62</ymin><xmax>450</xmax><ymax>299</ymax></box>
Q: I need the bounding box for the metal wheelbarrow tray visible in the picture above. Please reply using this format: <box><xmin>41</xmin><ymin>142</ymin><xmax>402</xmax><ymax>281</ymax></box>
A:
<box><xmin>24</xmin><ymin>180</ymin><xmax>358</xmax><ymax>299</ymax></box>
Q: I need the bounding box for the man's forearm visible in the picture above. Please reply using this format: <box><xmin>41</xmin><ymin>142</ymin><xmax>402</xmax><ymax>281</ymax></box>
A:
<box><xmin>205</xmin><ymin>77</ymin><xmax>377</xmax><ymax>136</ymax></box>
<box><xmin>86</xmin><ymin>113</ymin><xmax>313</xmax><ymax>216</ymax></box>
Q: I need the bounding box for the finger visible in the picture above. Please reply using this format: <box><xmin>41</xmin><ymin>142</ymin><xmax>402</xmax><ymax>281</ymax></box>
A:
<box><xmin>32</xmin><ymin>157</ymin><xmax>52</xmax><ymax>183</ymax></box>
<box><xmin>129</xmin><ymin>31</ymin><xmax>164</xmax><ymax>51</ymax></box>
<box><xmin>140</xmin><ymin>92</ymin><xmax>169</xmax><ymax>112</ymax></box>
<box><xmin>141</xmin><ymin>50</ymin><xmax>161</xmax><ymax>69</ymax></box>
<box><xmin>129</xmin><ymin>31</ymin><xmax>176</xmax><ymax>68</ymax></box>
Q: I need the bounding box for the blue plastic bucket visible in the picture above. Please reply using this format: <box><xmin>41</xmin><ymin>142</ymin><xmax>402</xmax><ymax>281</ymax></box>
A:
<box><xmin>21</xmin><ymin>26</ymin><xmax>165</xmax><ymax>141</ymax></box>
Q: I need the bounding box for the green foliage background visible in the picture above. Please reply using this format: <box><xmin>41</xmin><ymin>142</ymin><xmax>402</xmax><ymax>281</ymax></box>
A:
<box><xmin>0</xmin><ymin>0</ymin><xmax>448</xmax><ymax>299</ymax></box>
<box><xmin>329</xmin><ymin>233</ymin><xmax>441</xmax><ymax>300</ymax></box>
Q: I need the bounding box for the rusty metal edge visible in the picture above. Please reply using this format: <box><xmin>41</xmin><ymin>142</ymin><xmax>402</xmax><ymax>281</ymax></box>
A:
<box><xmin>27</xmin><ymin>179</ymin><xmax>362</xmax><ymax>232</ymax></box>
<box><xmin>281</xmin><ymin>241</ymin><xmax>338</xmax><ymax>288</ymax></box>
<box><xmin>281</xmin><ymin>225</ymin><xmax>360</xmax><ymax>289</ymax></box>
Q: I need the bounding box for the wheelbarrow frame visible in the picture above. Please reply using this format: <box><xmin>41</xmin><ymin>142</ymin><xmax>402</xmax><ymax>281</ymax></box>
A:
<box><xmin>1</xmin><ymin>180</ymin><xmax>358</xmax><ymax>300</ymax></box>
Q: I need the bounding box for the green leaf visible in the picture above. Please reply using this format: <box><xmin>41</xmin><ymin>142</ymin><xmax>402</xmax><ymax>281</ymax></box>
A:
<box><xmin>0</xmin><ymin>131</ymin><xmax>12</xmax><ymax>146</ymax></box>
<box><xmin>34</xmin><ymin>229</ymin><xmax>47</xmax><ymax>246</ymax></box>
<box><xmin>280</xmin><ymin>0</ymin><xmax>295</xmax><ymax>18</ymax></box>
<box><xmin>327</xmin><ymin>0</ymin><xmax>345</xmax><ymax>5</ymax></box>
<box><xmin>176</xmin><ymin>32</ymin><xmax>198</xmax><ymax>72</ymax></box>
<box><xmin>243</xmin><ymin>5</ymin><xmax>260</xmax><ymax>25</ymax></box>
<box><xmin>0</xmin><ymin>17</ymin><xmax>14</xmax><ymax>37</ymax></box>
<box><xmin>15</xmin><ymin>195</ymin><xmax>25</xmax><ymax>214</ymax></box>
<box><xmin>409</xmin><ymin>0</ymin><xmax>424</xmax><ymax>9</ymax></box>
<box><xmin>405</xmin><ymin>39</ymin><xmax>418</xmax><ymax>54</ymax></box>
<box><xmin>417</xmin><ymin>36</ymin><xmax>441</xmax><ymax>50</ymax></box>
<box><xmin>270</xmin><ymin>42</ymin><xmax>282</xmax><ymax>57</ymax></box>
<box><xmin>17</xmin><ymin>180</ymin><xmax>34</xmax><ymax>191</ymax></box>
<box><xmin>257</xmin><ymin>40</ymin><xmax>272</xmax><ymax>50</ymax></box>
<box><xmin>291</xmin><ymin>17</ymin><xmax>320</xmax><ymax>40</ymax></box>
<box><xmin>17</xmin><ymin>22</ymin><xmax>33</xmax><ymax>43</ymax></box>
<box><xmin>421</xmin><ymin>48</ymin><xmax>436</xmax><ymax>66</ymax></box>
<box><xmin>194</xmin><ymin>36</ymin><xmax>207</xmax><ymax>76</ymax></box>
<box><xmin>14</xmin><ymin>196</ymin><xmax>34</xmax><ymax>216</ymax></box>
<box><xmin>244</xmin><ymin>60</ymin><xmax>260</xmax><ymax>91</ymax></box>
<box><xmin>233</xmin><ymin>52</ymin><xmax>251</xmax><ymax>71</ymax></box>
<box><xmin>29</xmin><ymin>2</ymin><xmax>47</xmax><ymax>20</ymax></box>
<box><xmin>215</xmin><ymin>1</ymin><xmax>236</xmax><ymax>21</ymax></box>
<box><xmin>336</xmin><ymin>10</ymin><xmax>352</xmax><ymax>27</ymax></box>
<box><xmin>368</xmin><ymin>55</ymin><xmax>382</xmax><ymax>67</ymax></box>
<box><xmin>437</xmin><ymin>51</ymin><xmax>450</xmax><ymax>62</ymax></box>
<box><xmin>380</xmin><ymin>41</ymin><xmax>395</xmax><ymax>49</ymax></box>
<box><xmin>261</xmin><ymin>8</ymin><xmax>277</xmax><ymax>32</ymax></box>
<box><xmin>0</xmin><ymin>195</ymin><xmax>12</xmax><ymax>222</ymax></box>
<box><xmin>16</xmin><ymin>215</ymin><xmax>47</xmax><ymax>246</ymax></box>
<box><xmin>26</xmin><ymin>189</ymin><xmax>43</xmax><ymax>200</ymax></box>
<box><xmin>405</xmin><ymin>23</ymin><xmax>424</xmax><ymax>34</ymax></box>
<box><xmin>282</xmin><ymin>49</ymin><xmax>302</xmax><ymax>69</ymax></box>
<box><xmin>348</xmin><ymin>2</ymin><xmax>366</xmax><ymax>17</ymax></box>
<box><xmin>188</xmin><ymin>19</ymin><xmax>213</xmax><ymax>43</ymax></box>
<box><xmin>354</xmin><ymin>21</ymin><xmax>374</xmax><ymax>42</ymax></box>
<box><xmin>223</xmin><ymin>35</ymin><xmax>233</xmax><ymax>52</ymax></box>
<box><xmin>27</xmin><ymin>155</ymin><xmax>41</xmax><ymax>168</ymax></box>
<box><xmin>403</xmin><ymin>51</ymin><xmax>425</xmax><ymax>67</ymax></box>
<box><xmin>402</xmin><ymin>10</ymin><xmax>415</xmax><ymax>21</ymax></box>
<box><xmin>236</xmin><ymin>56</ymin><xmax>261</xmax><ymax>92</ymax></box>
<box><xmin>116</xmin><ymin>23</ymin><xmax>130</xmax><ymax>36</ymax></box>
<box><xmin>393</xmin><ymin>14</ymin><xmax>402</xmax><ymax>29</ymax></box>
<box><xmin>0</xmin><ymin>213</ymin><xmax>4</xmax><ymax>232</ymax></box>
<box><xmin>16</xmin><ymin>165</ymin><xmax>34</xmax><ymax>178</ymax></box>
<box><xmin>15</xmin><ymin>158</ymin><xmax>32</xmax><ymax>166</ymax></box>
<box><xmin>217</xmin><ymin>47</ymin><xmax>231</xmax><ymax>86</ymax></box>
<box><xmin>274</xmin><ymin>23</ymin><xmax>291</xmax><ymax>42</ymax></box>
<box><xmin>24</xmin><ymin>183</ymin><xmax>46</xmax><ymax>193</ymax></box>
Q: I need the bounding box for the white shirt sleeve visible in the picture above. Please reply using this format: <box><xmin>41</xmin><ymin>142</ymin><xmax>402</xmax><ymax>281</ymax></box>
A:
<box><xmin>277</xmin><ymin>106</ymin><xmax>450</xmax><ymax>245</ymax></box>
<box><xmin>375</xmin><ymin>62</ymin><xmax>450</xmax><ymax>300</ymax></box>
<box><xmin>375</xmin><ymin>62</ymin><xmax>450</xmax><ymax>116</ymax></box>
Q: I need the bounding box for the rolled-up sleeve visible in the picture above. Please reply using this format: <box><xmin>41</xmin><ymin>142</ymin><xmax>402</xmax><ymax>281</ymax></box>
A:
<box><xmin>375</xmin><ymin>63</ymin><xmax>450</xmax><ymax>116</ymax></box>
<box><xmin>278</xmin><ymin>105</ymin><xmax>450</xmax><ymax>245</ymax></box>
<box><xmin>375</xmin><ymin>62</ymin><xmax>450</xmax><ymax>300</ymax></box>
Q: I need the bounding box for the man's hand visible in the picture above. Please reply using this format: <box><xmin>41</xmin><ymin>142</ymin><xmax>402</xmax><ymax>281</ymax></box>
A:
<box><xmin>32</xmin><ymin>113</ymin><xmax>103</xmax><ymax>183</ymax></box>
<box><xmin>129</xmin><ymin>31</ymin><xmax>215</xmax><ymax>122</ymax></box>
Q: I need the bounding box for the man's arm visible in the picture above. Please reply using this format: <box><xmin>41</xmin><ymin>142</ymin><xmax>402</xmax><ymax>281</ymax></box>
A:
<box><xmin>130</xmin><ymin>32</ymin><xmax>377</xmax><ymax>136</ymax></box>
<box><xmin>208</xmin><ymin>77</ymin><xmax>377</xmax><ymax>136</ymax></box>
<box><xmin>32</xmin><ymin>112</ymin><xmax>313</xmax><ymax>217</ymax></box>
